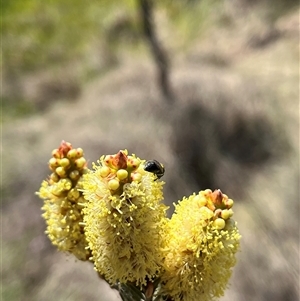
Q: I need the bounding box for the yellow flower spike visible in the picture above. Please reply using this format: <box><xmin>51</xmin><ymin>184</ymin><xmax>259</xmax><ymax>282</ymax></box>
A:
<box><xmin>161</xmin><ymin>189</ymin><xmax>241</xmax><ymax>301</ymax></box>
<box><xmin>81</xmin><ymin>150</ymin><xmax>168</xmax><ymax>286</ymax></box>
<box><xmin>36</xmin><ymin>141</ymin><xmax>90</xmax><ymax>261</ymax></box>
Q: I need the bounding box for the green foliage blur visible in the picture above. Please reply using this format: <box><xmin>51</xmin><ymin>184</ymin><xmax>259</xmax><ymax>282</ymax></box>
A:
<box><xmin>3</xmin><ymin>0</ymin><xmax>140</xmax><ymax>72</ymax></box>
<box><xmin>3</xmin><ymin>0</ymin><xmax>217</xmax><ymax>73</ymax></box>
<box><xmin>2</xmin><ymin>0</ymin><xmax>219</xmax><ymax>121</ymax></box>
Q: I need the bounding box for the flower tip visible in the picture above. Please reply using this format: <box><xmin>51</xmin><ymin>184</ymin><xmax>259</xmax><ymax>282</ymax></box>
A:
<box><xmin>211</xmin><ymin>189</ymin><xmax>223</xmax><ymax>206</ymax></box>
<box><xmin>114</xmin><ymin>151</ymin><xmax>128</xmax><ymax>169</ymax></box>
<box><xmin>58</xmin><ymin>141</ymin><xmax>73</xmax><ymax>157</ymax></box>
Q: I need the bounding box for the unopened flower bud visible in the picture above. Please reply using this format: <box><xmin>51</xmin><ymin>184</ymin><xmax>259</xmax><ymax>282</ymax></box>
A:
<box><xmin>108</xmin><ymin>179</ymin><xmax>120</xmax><ymax>191</ymax></box>
<box><xmin>196</xmin><ymin>195</ymin><xmax>207</xmax><ymax>207</ymax></box>
<box><xmin>69</xmin><ymin>170</ymin><xmax>80</xmax><ymax>181</ymax></box>
<box><xmin>213</xmin><ymin>218</ymin><xmax>226</xmax><ymax>230</ymax></box>
<box><xmin>127</xmin><ymin>158</ymin><xmax>140</xmax><ymax>171</ymax></box>
<box><xmin>52</xmin><ymin>149</ymin><xmax>60</xmax><ymax>158</ymax></box>
<box><xmin>76</xmin><ymin>148</ymin><xmax>84</xmax><ymax>157</ymax></box>
<box><xmin>49</xmin><ymin>158</ymin><xmax>60</xmax><ymax>169</ymax></box>
<box><xmin>221</xmin><ymin>209</ymin><xmax>233</xmax><ymax>220</ymax></box>
<box><xmin>117</xmin><ymin>169</ymin><xmax>128</xmax><ymax>181</ymax></box>
<box><xmin>56</xmin><ymin>166</ymin><xmax>67</xmax><ymax>177</ymax></box>
<box><xmin>74</xmin><ymin>157</ymin><xmax>86</xmax><ymax>169</ymax></box>
<box><xmin>67</xmin><ymin>149</ymin><xmax>78</xmax><ymax>160</ymax></box>
<box><xmin>225</xmin><ymin>198</ymin><xmax>234</xmax><ymax>208</ymax></box>
<box><xmin>60</xmin><ymin>158</ymin><xmax>70</xmax><ymax>168</ymax></box>
<box><xmin>131</xmin><ymin>172</ymin><xmax>142</xmax><ymax>182</ymax></box>
<box><xmin>100</xmin><ymin>166</ymin><xmax>110</xmax><ymax>177</ymax></box>
<box><xmin>50</xmin><ymin>173</ymin><xmax>60</xmax><ymax>182</ymax></box>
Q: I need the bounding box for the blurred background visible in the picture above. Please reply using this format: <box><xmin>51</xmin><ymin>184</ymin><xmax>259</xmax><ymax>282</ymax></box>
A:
<box><xmin>2</xmin><ymin>0</ymin><xmax>299</xmax><ymax>300</ymax></box>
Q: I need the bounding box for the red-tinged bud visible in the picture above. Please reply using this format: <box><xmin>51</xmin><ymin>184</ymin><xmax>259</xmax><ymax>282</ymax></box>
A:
<box><xmin>225</xmin><ymin>198</ymin><xmax>234</xmax><ymax>209</ymax></box>
<box><xmin>127</xmin><ymin>157</ymin><xmax>140</xmax><ymax>171</ymax></box>
<box><xmin>214</xmin><ymin>208</ymin><xmax>222</xmax><ymax>219</ymax></box>
<box><xmin>49</xmin><ymin>157</ymin><xmax>60</xmax><ymax>168</ymax></box>
<box><xmin>58</xmin><ymin>140</ymin><xmax>72</xmax><ymax>157</ymax></box>
<box><xmin>74</xmin><ymin>157</ymin><xmax>86</xmax><ymax>169</ymax></box>
<box><xmin>211</xmin><ymin>189</ymin><xmax>223</xmax><ymax>207</ymax></box>
<box><xmin>76</xmin><ymin>148</ymin><xmax>84</xmax><ymax>157</ymax></box>
<box><xmin>52</xmin><ymin>149</ymin><xmax>60</xmax><ymax>159</ymax></box>
<box><xmin>113</xmin><ymin>151</ymin><xmax>128</xmax><ymax>169</ymax></box>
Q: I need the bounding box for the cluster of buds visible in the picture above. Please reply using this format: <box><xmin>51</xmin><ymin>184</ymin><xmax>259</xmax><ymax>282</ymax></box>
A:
<box><xmin>48</xmin><ymin>141</ymin><xmax>87</xmax><ymax>184</ymax></box>
<box><xmin>37</xmin><ymin>141</ymin><xmax>90</xmax><ymax>260</ymax></box>
<box><xmin>37</xmin><ymin>141</ymin><xmax>241</xmax><ymax>301</ymax></box>
<box><xmin>95</xmin><ymin>151</ymin><xmax>142</xmax><ymax>193</ymax></box>
<box><xmin>203</xmin><ymin>188</ymin><xmax>235</xmax><ymax>229</ymax></box>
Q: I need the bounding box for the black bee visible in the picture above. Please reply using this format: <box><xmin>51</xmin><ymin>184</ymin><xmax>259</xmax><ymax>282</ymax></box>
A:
<box><xmin>144</xmin><ymin>160</ymin><xmax>165</xmax><ymax>179</ymax></box>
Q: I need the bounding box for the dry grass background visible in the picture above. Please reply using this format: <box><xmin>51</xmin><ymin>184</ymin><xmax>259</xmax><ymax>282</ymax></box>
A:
<box><xmin>2</xmin><ymin>3</ymin><xmax>299</xmax><ymax>301</ymax></box>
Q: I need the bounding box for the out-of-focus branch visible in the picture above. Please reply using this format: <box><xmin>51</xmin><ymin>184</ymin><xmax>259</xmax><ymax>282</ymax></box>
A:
<box><xmin>138</xmin><ymin>0</ymin><xmax>174</xmax><ymax>103</ymax></box>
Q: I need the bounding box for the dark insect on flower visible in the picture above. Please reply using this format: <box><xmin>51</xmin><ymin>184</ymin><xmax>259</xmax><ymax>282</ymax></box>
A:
<box><xmin>144</xmin><ymin>160</ymin><xmax>165</xmax><ymax>179</ymax></box>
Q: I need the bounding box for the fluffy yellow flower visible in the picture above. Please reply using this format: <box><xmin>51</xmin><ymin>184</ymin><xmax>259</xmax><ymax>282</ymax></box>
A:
<box><xmin>37</xmin><ymin>141</ymin><xmax>90</xmax><ymax>261</ymax></box>
<box><xmin>161</xmin><ymin>189</ymin><xmax>241</xmax><ymax>301</ymax></box>
<box><xmin>81</xmin><ymin>150</ymin><xmax>168</xmax><ymax>286</ymax></box>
